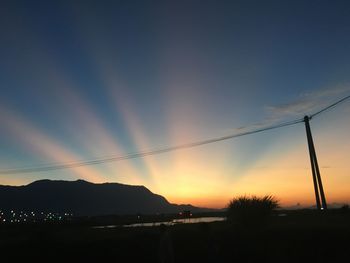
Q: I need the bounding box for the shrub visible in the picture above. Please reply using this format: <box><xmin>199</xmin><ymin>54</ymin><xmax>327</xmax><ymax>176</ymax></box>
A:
<box><xmin>340</xmin><ymin>204</ymin><xmax>349</xmax><ymax>210</ymax></box>
<box><xmin>226</xmin><ymin>195</ymin><xmax>279</xmax><ymax>227</ymax></box>
<box><xmin>340</xmin><ymin>204</ymin><xmax>349</xmax><ymax>213</ymax></box>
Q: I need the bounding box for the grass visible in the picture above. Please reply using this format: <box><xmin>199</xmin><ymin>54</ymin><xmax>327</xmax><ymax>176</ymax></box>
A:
<box><xmin>226</xmin><ymin>195</ymin><xmax>279</xmax><ymax>226</ymax></box>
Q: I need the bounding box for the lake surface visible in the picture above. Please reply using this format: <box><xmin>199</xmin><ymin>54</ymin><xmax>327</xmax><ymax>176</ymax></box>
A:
<box><xmin>93</xmin><ymin>216</ymin><xmax>226</xmax><ymax>229</ymax></box>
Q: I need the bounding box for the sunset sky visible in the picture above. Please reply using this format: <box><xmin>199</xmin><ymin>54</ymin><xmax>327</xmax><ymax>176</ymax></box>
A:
<box><xmin>1</xmin><ymin>0</ymin><xmax>350</xmax><ymax>208</ymax></box>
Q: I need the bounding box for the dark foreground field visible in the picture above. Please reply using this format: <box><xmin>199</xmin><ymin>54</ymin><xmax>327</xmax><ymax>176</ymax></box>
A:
<box><xmin>0</xmin><ymin>210</ymin><xmax>349</xmax><ymax>262</ymax></box>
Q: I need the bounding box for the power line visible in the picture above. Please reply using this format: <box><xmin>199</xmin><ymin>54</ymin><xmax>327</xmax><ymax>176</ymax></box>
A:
<box><xmin>310</xmin><ymin>94</ymin><xmax>350</xmax><ymax>119</ymax></box>
<box><xmin>0</xmin><ymin>118</ymin><xmax>303</xmax><ymax>175</ymax></box>
<box><xmin>1</xmin><ymin>94</ymin><xmax>349</xmax><ymax>175</ymax></box>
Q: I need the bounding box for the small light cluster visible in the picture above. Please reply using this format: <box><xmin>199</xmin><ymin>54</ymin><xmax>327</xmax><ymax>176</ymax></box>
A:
<box><xmin>178</xmin><ymin>210</ymin><xmax>192</xmax><ymax>218</ymax></box>
<box><xmin>0</xmin><ymin>210</ymin><xmax>73</xmax><ymax>224</ymax></box>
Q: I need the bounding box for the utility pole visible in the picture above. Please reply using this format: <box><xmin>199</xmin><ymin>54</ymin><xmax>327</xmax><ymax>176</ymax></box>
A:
<box><xmin>304</xmin><ymin>115</ymin><xmax>327</xmax><ymax>210</ymax></box>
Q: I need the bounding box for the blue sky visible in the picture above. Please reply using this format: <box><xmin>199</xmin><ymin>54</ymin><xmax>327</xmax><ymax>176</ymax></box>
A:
<box><xmin>1</xmin><ymin>0</ymin><xmax>350</xmax><ymax>207</ymax></box>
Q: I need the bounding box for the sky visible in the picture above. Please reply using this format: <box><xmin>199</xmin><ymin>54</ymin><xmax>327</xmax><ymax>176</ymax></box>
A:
<box><xmin>0</xmin><ymin>0</ymin><xmax>350</xmax><ymax>208</ymax></box>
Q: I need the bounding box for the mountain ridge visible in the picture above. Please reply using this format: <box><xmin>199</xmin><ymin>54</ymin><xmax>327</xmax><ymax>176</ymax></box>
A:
<box><xmin>0</xmin><ymin>179</ymin><xmax>212</xmax><ymax>216</ymax></box>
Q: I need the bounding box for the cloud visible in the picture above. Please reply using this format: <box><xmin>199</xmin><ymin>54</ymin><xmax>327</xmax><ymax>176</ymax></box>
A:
<box><xmin>266</xmin><ymin>85</ymin><xmax>350</xmax><ymax>120</ymax></box>
<box><xmin>266</xmin><ymin>99</ymin><xmax>316</xmax><ymax>117</ymax></box>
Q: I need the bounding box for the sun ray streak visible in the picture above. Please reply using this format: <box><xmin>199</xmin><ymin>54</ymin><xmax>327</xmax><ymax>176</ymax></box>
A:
<box><xmin>0</xmin><ymin>107</ymin><xmax>104</xmax><ymax>182</ymax></box>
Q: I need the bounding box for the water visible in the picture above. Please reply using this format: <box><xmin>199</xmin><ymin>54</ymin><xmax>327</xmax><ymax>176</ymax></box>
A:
<box><xmin>93</xmin><ymin>216</ymin><xmax>226</xmax><ymax>229</ymax></box>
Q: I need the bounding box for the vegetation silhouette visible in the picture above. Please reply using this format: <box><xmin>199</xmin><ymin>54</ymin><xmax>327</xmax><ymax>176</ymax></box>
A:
<box><xmin>227</xmin><ymin>195</ymin><xmax>279</xmax><ymax>227</ymax></box>
<box><xmin>340</xmin><ymin>204</ymin><xmax>349</xmax><ymax>211</ymax></box>
<box><xmin>0</xmin><ymin>205</ymin><xmax>350</xmax><ymax>262</ymax></box>
<box><xmin>158</xmin><ymin>224</ymin><xmax>174</xmax><ymax>263</ymax></box>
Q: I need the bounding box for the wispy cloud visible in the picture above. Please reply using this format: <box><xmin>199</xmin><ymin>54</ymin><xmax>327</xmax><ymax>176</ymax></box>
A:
<box><xmin>266</xmin><ymin>85</ymin><xmax>350</xmax><ymax>120</ymax></box>
<box><xmin>222</xmin><ymin>85</ymin><xmax>350</xmax><ymax>135</ymax></box>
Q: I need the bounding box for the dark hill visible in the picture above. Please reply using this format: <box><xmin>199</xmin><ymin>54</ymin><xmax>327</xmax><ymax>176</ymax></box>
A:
<box><xmin>0</xmin><ymin>179</ymin><xmax>206</xmax><ymax>216</ymax></box>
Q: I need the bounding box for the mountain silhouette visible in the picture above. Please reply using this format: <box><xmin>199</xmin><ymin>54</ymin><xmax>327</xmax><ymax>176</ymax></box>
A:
<box><xmin>0</xmin><ymin>179</ymin><xmax>205</xmax><ymax>216</ymax></box>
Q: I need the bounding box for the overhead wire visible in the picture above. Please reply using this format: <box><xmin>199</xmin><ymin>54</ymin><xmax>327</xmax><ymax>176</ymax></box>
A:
<box><xmin>1</xmin><ymin>94</ymin><xmax>349</xmax><ymax>175</ymax></box>
<box><xmin>0</xmin><ymin>118</ymin><xmax>304</xmax><ymax>174</ymax></box>
<box><xmin>310</xmin><ymin>94</ymin><xmax>350</xmax><ymax>119</ymax></box>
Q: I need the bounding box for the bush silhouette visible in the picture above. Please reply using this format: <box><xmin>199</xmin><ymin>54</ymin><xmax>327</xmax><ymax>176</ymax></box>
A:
<box><xmin>227</xmin><ymin>195</ymin><xmax>279</xmax><ymax>227</ymax></box>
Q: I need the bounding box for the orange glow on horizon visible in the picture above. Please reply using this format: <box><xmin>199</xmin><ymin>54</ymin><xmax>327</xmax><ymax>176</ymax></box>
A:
<box><xmin>1</xmin><ymin>42</ymin><xmax>349</xmax><ymax>209</ymax></box>
<box><xmin>1</xmin><ymin>103</ymin><xmax>349</xmax><ymax>209</ymax></box>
